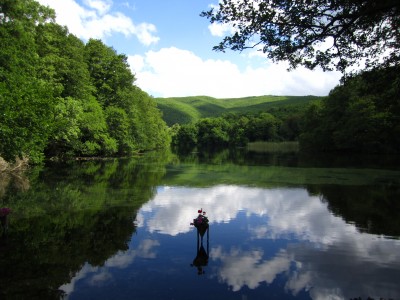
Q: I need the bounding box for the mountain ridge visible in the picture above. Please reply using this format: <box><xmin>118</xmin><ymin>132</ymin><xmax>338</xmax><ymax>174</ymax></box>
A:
<box><xmin>154</xmin><ymin>95</ymin><xmax>322</xmax><ymax>125</ymax></box>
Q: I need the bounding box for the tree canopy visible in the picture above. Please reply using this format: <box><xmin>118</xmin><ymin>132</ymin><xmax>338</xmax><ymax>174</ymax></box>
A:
<box><xmin>201</xmin><ymin>0</ymin><xmax>400</xmax><ymax>72</ymax></box>
<box><xmin>0</xmin><ymin>0</ymin><xmax>57</xmax><ymax>162</ymax></box>
<box><xmin>0</xmin><ymin>0</ymin><xmax>170</xmax><ymax>163</ymax></box>
<box><xmin>300</xmin><ymin>65</ymin><xmax>400</xmax><ymax>153</ymax></box>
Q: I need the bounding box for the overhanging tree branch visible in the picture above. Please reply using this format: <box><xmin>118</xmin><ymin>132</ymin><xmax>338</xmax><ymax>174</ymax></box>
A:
<box><xmin>201</xmin><ymin>0</ymin><xmax>400</xmax><ymax>73</ymax></box>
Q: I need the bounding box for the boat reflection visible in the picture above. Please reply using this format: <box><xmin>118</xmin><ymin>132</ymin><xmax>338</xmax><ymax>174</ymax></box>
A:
<box><xmin>190</xmin><ymin>209</ymin><xmax>209</xmax><ymax>275</ymax></box>
<box><xmin>191</xmin><ymin>224</ymin><xmax>209</xmax><ymax>275</ymax></box>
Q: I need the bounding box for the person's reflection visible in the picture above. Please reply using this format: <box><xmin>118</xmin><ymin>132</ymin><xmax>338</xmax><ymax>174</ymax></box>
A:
<box><xmin>190</xmin><ymin>208</ymin><xmax>209</xmax><ymax>275</ymax></box>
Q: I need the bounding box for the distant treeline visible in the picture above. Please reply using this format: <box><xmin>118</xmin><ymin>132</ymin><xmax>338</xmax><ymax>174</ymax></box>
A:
<box><xmin>0</xmin><ymin>0</ymin><xmax>170</xmax><ymax>163</ymax></box>
<box><xmin>171</xmin><ymin>66</ymin><xmax>400</xmax><ymax>154</ymax></box>
<box><xmin>171</xmin><ymin>111</ymin><xmax>301</xmax><ymax>151</ymax></box>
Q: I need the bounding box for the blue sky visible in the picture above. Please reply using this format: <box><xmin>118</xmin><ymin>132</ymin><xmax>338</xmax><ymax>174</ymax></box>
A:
<box><xmin>37</xmin><ymin>0</ymin><xmax>342</xmax><ymax>98</ymax></box>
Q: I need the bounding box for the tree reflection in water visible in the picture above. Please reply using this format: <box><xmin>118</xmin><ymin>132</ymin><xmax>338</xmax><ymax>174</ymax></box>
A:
<box><xmin>0</xmin><ymin>207</ymin><xmax>11</xmax><ymax>237</ymax></box>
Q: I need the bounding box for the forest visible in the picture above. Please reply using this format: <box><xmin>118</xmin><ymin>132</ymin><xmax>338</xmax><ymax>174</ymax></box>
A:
<box><xmin>1</xmin><ymin>0</ymin><xmax>399</xmax><ymax>165</ymax></box>
<box><xmin>170</xmin><ymin>66</ymin><xmax>400</xmax><ymax>154</ymax></box>
<box><xmin>172</xmin><ymin>0</ymin><xmax>400</xmax><ymax>154</ymax></box>
<box><xmin>0</xmin><ymin>0</ymin><xmax>170</xmax><ymax>164</ymax></box>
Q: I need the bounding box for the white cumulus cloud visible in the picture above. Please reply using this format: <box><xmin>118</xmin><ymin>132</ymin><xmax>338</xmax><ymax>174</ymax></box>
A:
<box><xmin>37</xmin><ymin>0</ymin><xmax>159</xmax><ymax>45</ymax></box>
<box><xmin>208</xmin><ymin>22</ymin><xmax>236</xmax><ymax>37</ymax></box>
<box><xmin>38</xmin><ymin>0</ymin><xmax>341</xmax><ymax>97</ymax></box>
<box><xmin>83</xmin><ymin>0</ymin><xmax>112</xmax><ymax>15</ymax></box>
<box><xmin>128</xmin><ymin>47</ymin><xmax>341</xmax><ymax>98</ymax></box>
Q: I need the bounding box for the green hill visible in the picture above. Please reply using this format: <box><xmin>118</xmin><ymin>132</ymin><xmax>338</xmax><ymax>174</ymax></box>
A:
<box><xmin>155</xmin><ymin>95</ymin><xmax>322</xmax><ymax>126</ymax></box>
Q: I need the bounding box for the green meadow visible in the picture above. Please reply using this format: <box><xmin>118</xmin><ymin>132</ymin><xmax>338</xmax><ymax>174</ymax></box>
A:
<box><xmin>155</xmin><ymin>95</ymin><xmax>320</xmax><ymax>125</ymax></box>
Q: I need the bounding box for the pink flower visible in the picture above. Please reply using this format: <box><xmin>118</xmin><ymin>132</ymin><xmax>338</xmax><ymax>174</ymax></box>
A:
<box><xmin>198</xmin><ymin>208</ymin><xmax>202</xmax><ymax>213</ymax></box>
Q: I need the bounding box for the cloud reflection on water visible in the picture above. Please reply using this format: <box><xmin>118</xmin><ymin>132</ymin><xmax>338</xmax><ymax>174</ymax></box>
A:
<box><xmin>138</xmin><ymin>185</ymin><xmax>302</xmax><ymax>235</ymax></box>
<box><xmin>138</xmin><ymin>185</ymin><xmax>400</xmax><ymax>299</ymax></box>
<box><xmin>60</xmin><ymin>185</ymin><xmax>400</xmax><ymax>299</ymax></box>
<box><xmin>60</xmin><ymin>239</ymin><xmax>160</xmax><ymax>295</ymax></box>
<box><xmin>211</xmin><ymin>247</ymin><xmax>292</xmax><ymax>292</ymax></box>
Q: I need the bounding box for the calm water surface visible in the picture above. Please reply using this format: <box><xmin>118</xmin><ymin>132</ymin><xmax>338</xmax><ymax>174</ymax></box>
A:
<box><xmin>1</xmin><ymin>150</ymin><xmax>400</xmax><ymax>300</ymax></box>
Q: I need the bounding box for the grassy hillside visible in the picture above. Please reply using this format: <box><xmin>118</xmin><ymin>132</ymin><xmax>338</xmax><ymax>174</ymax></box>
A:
<box><xmin>155</xmin><ymin>95</ymin><xmax>322</xmax><ymax>125</ymax></box>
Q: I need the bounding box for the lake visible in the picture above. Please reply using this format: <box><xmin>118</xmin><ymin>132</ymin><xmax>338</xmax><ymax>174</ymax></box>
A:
<box><xmin>1</xmin><ymin>149</ymin><xmax>400</xmax><ymax>300</ymax></box>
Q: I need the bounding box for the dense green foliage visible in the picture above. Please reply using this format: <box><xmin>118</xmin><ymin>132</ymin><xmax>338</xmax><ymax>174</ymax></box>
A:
<box><xmin>167</xmin><ymin>67</ymin><xmax>399</xmax><ymax>154</ymax></box>
<box><xmin>155</xmin><ymin>95</ymin><xmax>319</xmax><ymax>126</ymax></box>
<box><xmin>198</xmin><ymin>0</ymin><xmax>400</xmax><ymax>154</ymax></box>
<box><xmin>300</xmin><ymin>66</ymin><xmax>400</xmax><ymax>153</ymax></box>
<box><xmin>171</xmin><ymin>111</ymin><xmax>301</xmax><ymax>151</ymax></box>
<box><xmin>164</xmin><ymin>97</ymin><xmax>314</xmax><ymax>151</ymax></box>
<box><xmin>0</xmin><ymin>0</ymin><xmax>57</xmax><ymax>163</ymax></box>
<box><xmin>201</xmin><ymin>0</ymin><xmax>400</xmax><ymax>72</ymax></box>
<box><xmin>0</xmin><ymin>0</ymin><xmax>170</xmax><ymax>163</ymax></box>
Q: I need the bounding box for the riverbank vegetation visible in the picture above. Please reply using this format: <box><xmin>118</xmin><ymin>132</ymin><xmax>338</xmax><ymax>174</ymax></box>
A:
<box><xmin>300</xmin><ymin>66</ymin><xmax>400</xmax><ymax>153</ymax></box>
<box><xmin>1</xmin><ymin>0</ymin><xmax>399</xmax><ymax>166</ymax></box>
<box><xmin>0</xmin><ymin>0</ymin><xmax>170</xmax><ymax>164</ymax></box>
<box><xmin>169</xmin><ymin>66</ymin><xmax>400</xmax><ymax>154</ymax></box>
